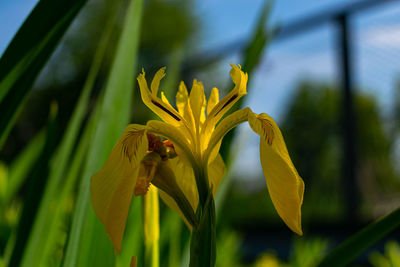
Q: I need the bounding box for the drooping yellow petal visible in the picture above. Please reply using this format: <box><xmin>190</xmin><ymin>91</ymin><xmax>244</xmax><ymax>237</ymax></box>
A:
<box><xmin>202</xmin><ymin>64</ymin><xmax>248</xmax><ymax>135</ymax></box>
<box><xmin>151</xmin><ymin>67</ymin><xmax>166</xmax><ymax>96</ymax></box>
<box><xmin>207</xmin><ymin>87</ymin><xmax>219</xmax><ymax>116</ymax></box>
<box><xmin>90</xmin><ymin>125</ymin><xmax>148</xmax><ymax>252</ymax></box>
<box><xmin>248</xmin><ymin>112</ymin><xmax>304</xmax><ymax>235</ymax></box>
<box><xmin>137</xmin><ymin>69</ymin><xmax>183</xmax><ymax>127</ymax></box>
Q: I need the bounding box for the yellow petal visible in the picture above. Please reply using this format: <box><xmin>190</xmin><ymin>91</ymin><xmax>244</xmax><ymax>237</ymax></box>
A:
<box><xmin>158</xmin><ymin>157</ymin><xmax>198</xmax><ymax>229</ymax></box>
<box><xmin>203</xmin><ymin>64</ymin><xmax>248</xmax><ymax>135</ymax></box>
<box><xmin>248</xmin><ymin>112</ymin><xmax>304</xmax><ymax>235</ymax></box>
<box><xmin>151</xmin><ymin>67</ymin><xmax>166</xmax><ymax>96</ymax></box>
<box><xmin>143</xmin><ymin>185</ymin><xmax>159</xmax><ymax>245</ymax></box>
<box><xmin>207</xmin><ymin>87</ymin><xmax>219</xmax><ymax>115</ymax></box>
<box><xmin>137</xmin><ymin>69</ymin><xmax>183</xmax><ymax>127</ymax></box>
<box><xmin>189</xmin><ymin>79</ymin><xmax>206</xmax><ymax>130</ymax></box>
<box><xmin>161</xmin><ymin>91</ymin><xmax>172</xmax><ymax>107</ymax></box>
<box><xmin>176</xmin><ymin>81</ymin><xmax>189</xmax><ymax>116</ymax></box>
<box><xmin>204</xmin><ymin>107</ymin><xmax>251</xmax><ymax>159</ymax></box>
<box><xmin>90</xmin><ymin>125</ymin><xmax>148</xmax><ymax>252</ymax></box>
<box><xmin>208</xmin><ymin>153</ymin><xmax>226</xmax><ymax>195</ymax></box>
<box><xmin>176</xmin><ymin>81</ymin><xmax>196</xmax><ymax>133</ymax></box>
<box><xmin>158</xmin><ymin>153</ymin><xmax>225</xmax><ymax>229</ymax></box>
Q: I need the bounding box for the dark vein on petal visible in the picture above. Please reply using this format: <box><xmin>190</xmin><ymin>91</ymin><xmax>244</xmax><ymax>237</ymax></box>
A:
<box><xmin>215</xmin><ymin>93</ymin><xmax>238</xmax><ymax>116</ymax></box>
<box><xmin>151</xmin><ymin>100</ymin><xmax>181</xmax><ymax>121</ymax></box>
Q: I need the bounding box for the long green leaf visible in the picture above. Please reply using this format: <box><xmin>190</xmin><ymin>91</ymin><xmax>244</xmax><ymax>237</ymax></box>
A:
<box><xmin>0</xmin><ymin>0</ymin><xmax>88</xmax><ymax>148</ymax></box>
<box><xmin>3</xmin><ymin>130</ymin><xmax>45</xmax><ymax>205</ymax></box>
<box><xmin>19</xmin><ymin>3</ymin><xmax>119</xmax><ymax>265</ymax></box>
<box><xmin>63</xmin><ymin>0</ymin><xmax>144</xmax><ymax>265</ymax></box>
<box><xmin>8</xmin><ymin>103</ymin><xmax>60</xmax><ymax>267</ymax></box>
<box><xmin>318</xmin><ymin>207</ymin><xmax>400</xmax><ymax>266</ymax></box>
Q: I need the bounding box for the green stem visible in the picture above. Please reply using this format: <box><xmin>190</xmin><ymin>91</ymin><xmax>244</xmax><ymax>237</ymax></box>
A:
<box><xmin>189</xmin><ymin>163</ymin><xmax>216</xmax><ymax>267</ymax></box>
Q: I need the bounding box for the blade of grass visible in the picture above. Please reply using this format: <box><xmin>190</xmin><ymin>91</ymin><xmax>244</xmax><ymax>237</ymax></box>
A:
<box><xmin>63</xmin><ymin>0</ymin><xmax>144</xmax><ymax>265</ymax></box>
<box><xmin>318</xmin><ymin>207</ymin><xmax>400</xmax><ymax>266</ymax></box>
<box><xmin>0</xmin><ymin>0</ymin><xmax>88</xmax><ymax>148</ymax></box>
<box><xmin>19</xmin><ymin>2</ymin><xmax>119</xmax><ymax>265</ymax></box>
<box><xmin>43</xmin><ymin>99</ymin><xmax>101</xmax><ymax>267</ymax></box>
<box><xmin>8</xmin><ymin>102</ymin><xmax>60</xmax><ymax>267</ymax></box>
<box><xmin>3</xmin><ymin>129</ymin><xmax>45</xmax><ymax>205</ymax></box>
<box><xmin>115</xmin><ymin>198</ymin><xmax>143</xmax><ymax>267</ymax></box>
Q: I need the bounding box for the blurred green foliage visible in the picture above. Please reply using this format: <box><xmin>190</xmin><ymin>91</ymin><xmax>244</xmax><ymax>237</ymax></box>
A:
<box><xmin>369</xmin><ymin>240</ymin><xmax>400</xmax><ymax>267</ymax></box>
<box><xmin>281</xmin><ymin>81</ymin><xmax>400</xmax><ymax>220</ymax></box>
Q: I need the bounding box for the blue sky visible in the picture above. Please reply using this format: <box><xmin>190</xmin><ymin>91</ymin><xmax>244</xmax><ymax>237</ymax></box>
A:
<box><xmin>1</xmin><ymin>0</ymin><xmax>400</xmax><ymax>180</ymax></box>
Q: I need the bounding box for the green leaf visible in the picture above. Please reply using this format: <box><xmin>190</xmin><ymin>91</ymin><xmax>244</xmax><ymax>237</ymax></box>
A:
<box><xmin>318</xmin><ymin>207</ymin><xmax>400</xmax><ymax>266</ymax></box>
<box><xmin>0</xmin><ymin>0</ymin><xmax>88</xmax><ymax>148</ymax></box>
<box><xmin>63</xmin><ymin>0</ymin><xmax>144</xmax><ymax>265</ymax></box>
<box><xmin>8</xmin><ymin>103</ymin><xmax>60</xmax><ymax>267</ymax></box>
<box><xmin>19</xmin><ymin>2</ymin><xmax>119</xmax><ymax>265</ymax></box>
<box><xmin>3</xmin><ymin>129</ymin><xmax>45</xmax><ymax>205</ymax></box>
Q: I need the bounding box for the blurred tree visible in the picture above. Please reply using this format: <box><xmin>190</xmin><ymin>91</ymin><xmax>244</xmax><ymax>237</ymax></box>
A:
<box><xmin>281</xmin><ymin>81</ymin><xmax>400</xmax><ymax>220</ymax></box>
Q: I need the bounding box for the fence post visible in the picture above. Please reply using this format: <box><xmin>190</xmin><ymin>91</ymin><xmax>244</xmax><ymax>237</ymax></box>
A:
<box><xmin>337</xmin><ymin>14</ymin><xmax>359</xmax><ymax>220</ymax></box>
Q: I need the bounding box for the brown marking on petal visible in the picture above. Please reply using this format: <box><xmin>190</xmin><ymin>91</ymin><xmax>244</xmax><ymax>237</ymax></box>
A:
<box><xmin>151</xmin><ymin>99</ymin><xmax>181</xmax><ymax>121</ymax></box>
<box><xmin>121</xmin><ymin>130</ymin><xmax>146</xmax><ymax>162</ymax></box>
<box><xmin>215</xmin><ymin>93</ymin><xmax>238</xmax><ymax>116</ymax></box>
<box><xmin>259</xmin><ymin>118</ymin><xmax>274</xmax><ymax>145</ymax></box>
<box><xmin>134</xmin><ymin>159</ymin><xmax>158</xmax><ymax>196</ymax></box>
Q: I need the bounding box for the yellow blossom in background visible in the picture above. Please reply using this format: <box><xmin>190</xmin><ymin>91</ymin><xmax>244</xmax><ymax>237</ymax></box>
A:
<box><xmin>90</xmin><ymin>64</ymin><xmax>305</xmax><ymax>252</ymax></box>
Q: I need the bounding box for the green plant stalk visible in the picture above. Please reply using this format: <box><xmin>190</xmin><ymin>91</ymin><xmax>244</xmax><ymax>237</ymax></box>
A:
<box><xmin>189</xmin><ymin>163</ymin><xmax>216</xmax><ymax>267</ymax></box>
<box><xmin>318</xmin><ymin>206</ymin><xmax>400</xmax><ymax>266</ymax></box>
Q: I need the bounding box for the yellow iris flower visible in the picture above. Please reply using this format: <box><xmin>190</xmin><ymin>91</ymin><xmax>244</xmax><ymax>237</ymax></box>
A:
<box><xmin>90</xmin><ymin>64</ymin><xmax>304</xmax><ymax>253</ymax></box>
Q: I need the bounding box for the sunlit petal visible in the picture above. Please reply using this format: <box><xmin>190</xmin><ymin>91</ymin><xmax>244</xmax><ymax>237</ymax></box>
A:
<box><xmin>150</xmin><ymin>67</ymin><xmax>166</xmax><ymax>96</ymax></box>
<box><xmin>204</xmin><ymin>107</ymin><xmax>251</xmax><ymax>159</ymax></box>
<box><xmin>207</xmin><ymin>87</ymin><xmax>219</xmax><ymax>116</ymax></box>
<box><xmin>90</xmin><ymin>125</ymin><xmax>148</xmax><ymax>252</ymax></box>
<box><xmin>189</xmin><ymin>79</ymin><xmax>206</xmax><ymax>129</ymax></box>
<box><xmin>137</xmin><ymin>69</ymin><xmax>183</xmax><ymax>127</ymax></box>
<box><xmin>248</xmin><ymin>112</ymin><xmax>304</xmax><ymax>235</ymax></box>
<box><xmin>202</xmin><ymin>64</ymin><xmax>248</xmax><ymax>136</ymax></box>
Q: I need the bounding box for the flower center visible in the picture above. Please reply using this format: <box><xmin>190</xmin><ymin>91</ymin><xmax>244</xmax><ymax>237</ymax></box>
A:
<box><xmin>133</xmin><ymin>133</ymin><xmax>176</xmax><ymax>196</ymax></box>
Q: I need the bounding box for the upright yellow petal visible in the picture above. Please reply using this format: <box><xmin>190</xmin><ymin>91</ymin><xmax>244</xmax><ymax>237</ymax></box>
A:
<box><xmin>248</xmin><ymin>112</ymin><xmax>304</xmax><ymax>235</ymax></box>
<box><xmin>207</xmin><ymin>87</ymin><xmax>219</xmax><ymax>116</ymax></box>
<box><xmin>90</xmin><ymin>125</ymin><xmax>148</xmax><ymax>252</ymax></box>
<box><xmin>176</xmin><ymin>81</ymin><xmax>189</xmax><ymax>116</ymax></box>
<box><xmin>189</xmin><ymin>79</ymin><xmax>206</xmax><ymax>130</ymax></box>
<box><xmin>203</xmin><ymin>64</ymin><xmax>248</xmax><ymax>136</ymax></box>
<box><xmin>176</xmin><ymin>81</ymin><xmax>195</xmax><ymax>133</ymax></box>
<box><xmin>137</xmin><ymin>69</ymin><xmax>183</xmax><ymax>127</ymax></box>
<box><xmin>151</xmin><ymin>67</ymin><xmax>166</xmax><ymax>96</ymax></box>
